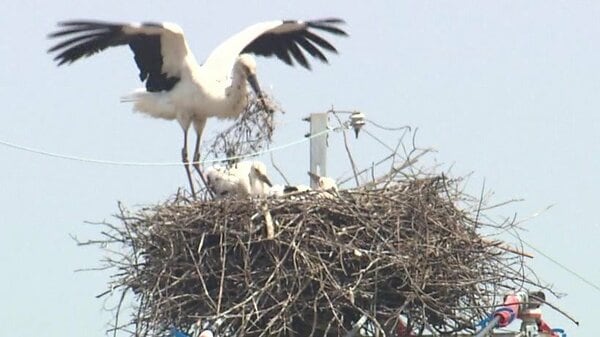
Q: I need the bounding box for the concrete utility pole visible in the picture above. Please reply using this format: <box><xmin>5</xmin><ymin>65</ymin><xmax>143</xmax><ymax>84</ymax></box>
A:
<box><xmin>308</xmin><ymin>112</ymin><xmax>328</xmax><ymax>189</ymax></box>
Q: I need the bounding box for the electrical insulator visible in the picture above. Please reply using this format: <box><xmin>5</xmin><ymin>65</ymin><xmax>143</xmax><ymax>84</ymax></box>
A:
<box><xmin>349</xmin><ymin>111</ymin><xmax>366</xmax><ymax>138</ymax></box>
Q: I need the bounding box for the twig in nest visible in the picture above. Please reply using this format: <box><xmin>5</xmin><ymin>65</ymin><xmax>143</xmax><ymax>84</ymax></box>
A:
<box><xmin>262</xmin><ymin>203</ymin><xmax>275</xmax><ymax>239</ymax></box>
<box><xmin>481</xmin><ymin>238</ymin><xmax>534</xmax><ymax>259</ymax></box>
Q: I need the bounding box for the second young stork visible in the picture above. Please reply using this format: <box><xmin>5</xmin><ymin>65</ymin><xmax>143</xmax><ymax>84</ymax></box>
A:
<box><xmin>205</xmin><ymin>161</ymin><xmax>272</xmax><ymax>199</ymax></box>
<box><xmin>47</xmin><ymin>18</ymin><xmax>347</xmax><ymax>195</ymax></box>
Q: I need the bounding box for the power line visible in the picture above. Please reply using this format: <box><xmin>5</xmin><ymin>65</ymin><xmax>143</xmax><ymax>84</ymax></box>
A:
<box><xmin>0</xmin><ymin>128</ymin><xmax>331</xmax><ymax>167</ymax></box>
<box><xmin>363</xmin><ymin>128</ymin><xmax>396</xmax><ymax>153</ymax></box>
<box><xmin>365</xmin><ymin>118</ymin><xmax>411</xmax><ymax>132</ymax></box>
<box><xmin>509</xmin><ymin>232</ymin><xmax>600</xmax><ymax>294</ymax></box>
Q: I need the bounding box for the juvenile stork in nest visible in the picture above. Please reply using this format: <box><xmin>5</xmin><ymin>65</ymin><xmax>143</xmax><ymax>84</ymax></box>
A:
<box><xmin>308</xmin><ymin>171</ymin><xmax>338</xmax><ymax>191</ymax></box>
<box><xmin>205</xmin><ymin>160</ymin><xmax>272</xmax><ymax>199</ymax></box>
<box><xmin>48</xmin><ymin>18</ymin><xmax>347</xmax><ymax>195</ymax></box>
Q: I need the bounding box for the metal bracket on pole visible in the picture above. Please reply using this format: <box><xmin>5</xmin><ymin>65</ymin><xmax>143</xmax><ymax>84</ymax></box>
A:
<box><xmin>308</xmin><ymin>112</ymin><xmax>328</xmax><ymax>189</ymax></box>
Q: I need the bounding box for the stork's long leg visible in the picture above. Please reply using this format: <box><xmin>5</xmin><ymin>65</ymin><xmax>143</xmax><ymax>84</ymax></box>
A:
<box><xmin>181</xmin><ymin>129</ymin><xmax>196</xmax><ymax>198</ymax></box>
<box><xmin>192</xmin><ymin>133</ymin><xmax>215</xmax><ymax>199</ymax></box>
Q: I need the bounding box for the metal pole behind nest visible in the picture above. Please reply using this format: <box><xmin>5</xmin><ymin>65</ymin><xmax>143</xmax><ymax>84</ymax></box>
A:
<box><xmin>309</xmin><ymin>112</ymin><xmax>328</xmax><ymax>189</ymax></box>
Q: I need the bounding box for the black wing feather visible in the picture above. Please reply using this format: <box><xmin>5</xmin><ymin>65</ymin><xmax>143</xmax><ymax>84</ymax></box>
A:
<box><xmin>48</xmin><ymin>20</ymin><xmax>180</xmax><ymax>92</ymax></box>
<box><xmin>273</xmin><ymin>38</ymin><xmax>294</xmax><ymax>66</ymax></box>
<box><xmin>241</xmin><ymin>18</ymin><xmax>347</xmax><ymax>70</ymax></box>
<box><xmin>295</xmin><ymin>36</ymin><xmax>327</xmax><ymax>62</ymax></box>
<box><xmin>288</xmin><ymin>40</ymin><xmax>309</xmax><ymax>69</ymax></box>
<box><xmin>307</xmin><ymin>19</ymin><xmax>348</xmax><ymax>36</ymax></box>
<box><xmin>303</xmin><ymin>31</ymin><xmax>338</xmax><ymax>53</ymax></box>
<box><xmin>48</xmin><ymin>21</ymin><xmax>127</xmax><ymax>64</ymax></box>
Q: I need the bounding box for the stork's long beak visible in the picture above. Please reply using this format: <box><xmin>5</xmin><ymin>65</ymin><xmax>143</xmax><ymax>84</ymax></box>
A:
<box><xmin>307</xmin><ymin>171</ymin><xmax>320</xmax><ymax>184</ymax></box>
<box><xmin>255</xmin><ymin>170</ymin><xmax>273</xmax><ymax>187</ymax></box>
<box><xmin>247</xmin><ymin>73</ymin><xmax>270</xmax><ymax>112</ymax></box>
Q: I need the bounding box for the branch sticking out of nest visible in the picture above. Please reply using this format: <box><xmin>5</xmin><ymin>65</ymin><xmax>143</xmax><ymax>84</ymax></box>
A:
<box><xmin>80</xmin><ymin>161</ymin><xmax>548</xmax><ymax>337</ymax></box>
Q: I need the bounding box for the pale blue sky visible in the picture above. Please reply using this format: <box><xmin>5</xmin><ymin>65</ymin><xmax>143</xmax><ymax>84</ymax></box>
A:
<box><xmin>0</xmin><ymin>1</ymin><xmax>598</xmax><ymax>336</ymax></box>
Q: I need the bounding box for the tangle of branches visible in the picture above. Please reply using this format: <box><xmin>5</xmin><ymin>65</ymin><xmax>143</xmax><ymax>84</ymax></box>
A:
<box><xmin>204</xmin><ymin>93</ymin><xmax>282</xmax><ymax>166</ymax></box>
<box><xmin>81</xmin><ymin>157</ymin><xmax>546</xmax><ymax>337</ymax></box>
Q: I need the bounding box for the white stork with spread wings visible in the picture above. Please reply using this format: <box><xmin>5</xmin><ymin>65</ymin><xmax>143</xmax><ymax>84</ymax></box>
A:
<box><xmin>48</xmin><ymin>18</ymin><xmax>347</xmax><ymax>196</ymax></box>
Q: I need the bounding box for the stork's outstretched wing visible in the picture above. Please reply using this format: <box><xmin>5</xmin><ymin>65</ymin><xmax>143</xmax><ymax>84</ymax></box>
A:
<box><xmin>203</xmin><ymin>18</ymin><xmax>347</xmax><ymax>73</ymax></box>
<box><xmin>48</xmin><ymin>21</ymin><xmax>193</xmax><ymax>92</ymax></box>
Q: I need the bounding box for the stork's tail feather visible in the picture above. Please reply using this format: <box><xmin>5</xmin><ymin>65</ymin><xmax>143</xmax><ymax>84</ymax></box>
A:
<box><xmin>120</xmin><ymin>89</ymin><xmax>177</xmax><ymax>120</ymax></box>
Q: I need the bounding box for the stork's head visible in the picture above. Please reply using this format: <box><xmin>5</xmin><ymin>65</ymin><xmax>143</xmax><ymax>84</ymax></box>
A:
<box><xmin>237</xmin><ymin>54</ymin><xmax>270</xmax><ymax>111</ymax></box>
<box><xmin>319</xmin><ymin>176</ymin><xmax>338</xmax><ymax>191</ymax></box>
<box><xmin>237</xmin><ymin>54</ymin><xmax>257</xmax><ymax>73</ymax></box>
<box><xmin>237</xmin><ymin>54</ymin><xmax>259</xmax><ymax>91</ymax></box>
<box><xmin>249</xmin><ymin>161</ymin><xmax>272</xmax><ymax>188</ymax></box>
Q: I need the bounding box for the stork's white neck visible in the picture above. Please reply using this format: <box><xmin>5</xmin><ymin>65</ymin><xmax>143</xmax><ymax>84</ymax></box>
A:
<box><xmin>230</xmin><ymin>63</ymin><xmax>248</xmax><ymax>92</ymax></box>
<box><xmin>218</xmin><ymin>62</ymin><xmax>248</xmax><ymax>118</ymax></box>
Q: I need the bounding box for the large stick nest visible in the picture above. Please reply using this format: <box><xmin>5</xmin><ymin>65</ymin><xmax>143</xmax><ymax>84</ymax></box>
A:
<box><xmin>88</xmin><ymin>170</ymin><xmax>542</xmax><ymax>337</ymax></box>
